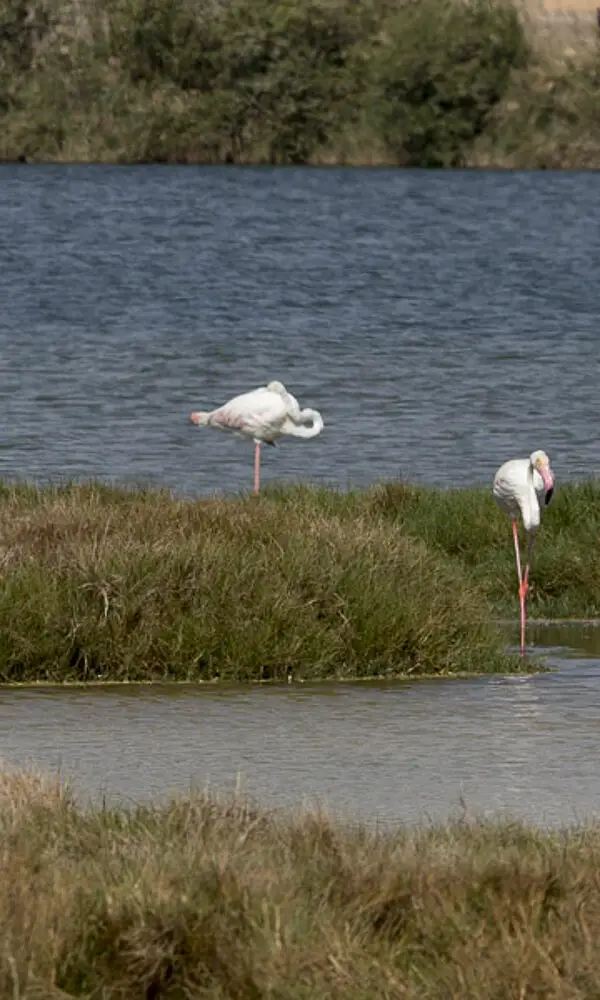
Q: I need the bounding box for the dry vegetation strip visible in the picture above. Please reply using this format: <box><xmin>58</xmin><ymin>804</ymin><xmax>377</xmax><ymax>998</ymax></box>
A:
<box><xmin>0</xmin><ymin>766</ymin><xmax>599</xmax><ymax>999</ymax></box>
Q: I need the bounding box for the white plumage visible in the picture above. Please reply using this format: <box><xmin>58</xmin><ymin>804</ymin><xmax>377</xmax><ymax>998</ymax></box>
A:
<box><xmin>189</xmin><ymin>380</ymin><xmax>324</xmax><ymax>493</ymax></box>
<box><xmin>493</xmin><ymin>450</ymin><xmax>555</xmax><ymax>533</ymax></box>
<box><xmin>492</xmin><ymin>449</ymin><xmax>555</xmax><ymax>656</ymax></box>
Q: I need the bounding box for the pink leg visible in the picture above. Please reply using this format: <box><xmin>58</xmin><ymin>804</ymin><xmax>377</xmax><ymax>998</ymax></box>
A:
<box><xmin>253</xmin><ymin>442</ymin><xmax>260</xmax><ymax>494</ymax></box>
<box><xmin>519</xmin><ymin>533</ymin><xmax>535</xmax><ymax>656</ymax></box>
<box><xmin>512</xmin><ymin>519</ymin><xmax>526</xmax><ymax>657</ymax></box>
<box><xmin>512</xmin><ymin>520</ymin><xmax>523</xmax><ymax>587</ymax></box>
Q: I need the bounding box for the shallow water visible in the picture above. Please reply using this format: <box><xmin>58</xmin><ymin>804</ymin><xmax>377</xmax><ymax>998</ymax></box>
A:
<box><xmin>1</xmin><ymin>628</ymin><xmax>599</xmax><ymax>828</ymax></box>
<box><xmin>1</xmin><ymin>166</ymin><xmax>600</xmax><ymax>495</ymax></box>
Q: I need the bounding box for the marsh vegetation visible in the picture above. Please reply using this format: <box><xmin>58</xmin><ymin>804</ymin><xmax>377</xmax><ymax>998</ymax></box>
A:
<box><xmin>0</xmin><ymin>479</ymin><xmax>598</xmax><ymax>683</ymax></box>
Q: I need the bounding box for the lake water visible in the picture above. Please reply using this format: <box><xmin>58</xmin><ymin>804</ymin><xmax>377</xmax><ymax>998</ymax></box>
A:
<box><xmin>1</xmin><ymin>628</ymin><xmax>600</xmax><ymax>828</ymax></box>
<box><xmin>1</xmin><ymin>166</ymin><xmax>599</xmax><ymax>495</ymax></box>
<box><xmin>2</xmin><ymin>166</ymin><xmax>600</xmax><ymax>827</ymax></box>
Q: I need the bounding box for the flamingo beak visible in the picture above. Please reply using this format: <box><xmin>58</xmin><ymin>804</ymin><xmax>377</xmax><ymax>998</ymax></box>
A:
<box><xmin>189</xmin><ymin>412</ymin><xmax>201</xmax><ymax>425</ymax></box>
<box><xmin>539</xmin><ymin>464</ymin><xmax>554</xmax><ymax>500</ymax></box>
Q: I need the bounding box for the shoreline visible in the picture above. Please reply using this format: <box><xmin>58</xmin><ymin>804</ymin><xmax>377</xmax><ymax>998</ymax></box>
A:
<box><xmin>0</xmin><ymin>159</ymin><xmax>530</xmax><ymax>167</ymax></box>
<box><xmin>2</xmin><ymin>159</ymin><xmax>600</xmax><ymax>171</ymax></box>
<box><xmin>0</xmin><ymin>665</ymin><xmax>552</xmax><ymax>690</ymax></box>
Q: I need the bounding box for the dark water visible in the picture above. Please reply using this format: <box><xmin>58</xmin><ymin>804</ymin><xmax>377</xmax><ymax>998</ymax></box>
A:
<box><xmin>2</xmin><ymin>635</ymin><xmax>600</xmax><ymax>827</ymax></box>
<box><xmin>1</xmin><ymin>165</ymin><xmax>599</xmax><ymax>495</ymax></box>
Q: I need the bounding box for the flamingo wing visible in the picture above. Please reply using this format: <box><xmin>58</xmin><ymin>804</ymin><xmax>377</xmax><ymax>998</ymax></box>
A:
<box><xmin>493</xmin><ymin>459</ymin><xmax>528</xmax><ymax>518</ymax></box>
<box><xmin>493</xmin><ymin>458</ymin><xmax>542</xmax><ymax>533</ymax></box>
<box><xmin>213</xmin><ymin>388</ymin><xmax>287</xmax><ymax>440</ymax></box>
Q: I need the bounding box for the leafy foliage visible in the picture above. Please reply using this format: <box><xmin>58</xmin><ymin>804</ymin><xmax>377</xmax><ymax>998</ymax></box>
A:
<box><xmin>0</xmin><ymin>0</ymin><xmax>535</xmax><ymax>164</ymax></box>
<box><xmin>373</xmin><ymin>0</ymin><xmax>530</xmax><ymax>166</ymax></box>
<box><xmin>111</xmin><ymin>0</ymin><xmax>373</xmax><ymax>161</ymax></box>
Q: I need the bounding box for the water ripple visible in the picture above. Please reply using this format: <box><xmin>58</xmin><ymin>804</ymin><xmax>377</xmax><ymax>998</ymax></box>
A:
<box><xmin>1</xmin><ymin>166</ymin><xmax>599</xmax><ymax>494</ymax></box>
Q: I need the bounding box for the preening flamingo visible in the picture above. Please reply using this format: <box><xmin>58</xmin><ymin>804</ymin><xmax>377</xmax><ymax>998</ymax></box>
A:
<box><xmin>492</xmin><ymin>450</ymin><xmax>555</xmax><ymax>656</ymax></box>
<box><xmin>189</xmin><ymin>380</ymin><xmax>324</xmax><ymax>493</ymax></box>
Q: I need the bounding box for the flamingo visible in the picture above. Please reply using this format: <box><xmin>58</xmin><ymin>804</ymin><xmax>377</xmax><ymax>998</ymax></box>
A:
<box><xmin>189</xmin><ymin>380</ymin><xmax>324</xmax><ymax>494</ymax></box>
<box><xmin>492</xmin><ymin>450</ymin><xmax>555</xmax><ymax>656</ymax></box>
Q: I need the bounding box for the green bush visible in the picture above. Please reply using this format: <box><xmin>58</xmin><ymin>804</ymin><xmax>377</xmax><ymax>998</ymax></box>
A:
<box><xmin>0</xmin><ymin>0</ymin><xmax>543</xmax><ymax>165</ymax></box>
<box><xmin>110</xmin><ymin>0</ymin><xmax>372</xmax><ymax>162</ymax></box>
<box><xmin>0</xmin><ymin>0</ymin><xmax>53</xmax><ymax>114</ymax></box>
<box><xmin>470</xmin><ymin>58</ymin><xmax>600</xmax><ymax>169</ymax></box>
<box><xmin>0</xmin><ymin>0</ymin><xmax>51</xmax><ymax>73</ymax></box>
<box><xmin>372</xmin><ymin>0</ymin><xmax>530</xmax><ymax>166</ymax></box>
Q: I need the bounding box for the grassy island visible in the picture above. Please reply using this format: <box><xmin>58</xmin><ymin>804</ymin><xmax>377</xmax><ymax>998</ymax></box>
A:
<box><xmin>1</xmin><ymin>0</ymin><xmax>600</xmax><ymax>168</ymax></box>
<box><xmin>0</xmin><ymin>479</ymin><xmax>598</xmax><ymax>683</ymax></box>
<box><xmin>0</xmin><ymin>767</ymin><xmax>599</xmax><ymax>998</ymax></box>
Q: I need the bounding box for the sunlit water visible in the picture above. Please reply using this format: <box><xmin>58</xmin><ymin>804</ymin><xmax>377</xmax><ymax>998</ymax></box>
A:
<box><xmin>2</xmin><ymin>166</ymin><xmax>600</xmax><ymax>826</ymax></box>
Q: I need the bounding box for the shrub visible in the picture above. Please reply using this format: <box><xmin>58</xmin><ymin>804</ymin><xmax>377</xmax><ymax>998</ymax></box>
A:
<box><xmin>372</xmin><ymin>0</ymin><xmax>530</xmax><ymax>165</ymax></box>
<box><xmin>110</xmin><ymin>0</ymin><xmax>373</xmax><ymax>162</ymax></box>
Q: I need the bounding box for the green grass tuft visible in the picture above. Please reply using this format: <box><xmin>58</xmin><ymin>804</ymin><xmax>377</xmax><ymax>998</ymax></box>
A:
<box><xmin>1</xmin><ymin>478</ymin><xmax>599</xmax><ymax>684</ymax></box>
<box><xmin>0</xmin><ymin>480</ymin><xmax>521</xmax><ymax>682</ymax></box>
<box><xmin>364</xmin><ymin>479</ymin><xmax>600</xmax><ymax>618</ymax></box>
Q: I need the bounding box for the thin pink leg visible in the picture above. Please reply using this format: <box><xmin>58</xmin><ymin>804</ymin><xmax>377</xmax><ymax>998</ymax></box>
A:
<box><xmin>512</xmin><ymin>519</ymin><xmax>526</xmax><ymax>656</ymax></box>
<box><xmin>253</xmin><ymin>442</ymin><xmax>260</xmax><ymax>494</ymax></box>
<box><xmin>512</xmin><ymin>519</ymin><xmax>523</xmax><ymax>587</ymax></box>
<box><xmin>519</xmin><ymin>533</ymin><xmax>535</xmax><ymax>656</ymax></box>
<box><xmin>519</xmin><ymin>590</ymin><xmax>526</xmax><ymax>658</ymax></box>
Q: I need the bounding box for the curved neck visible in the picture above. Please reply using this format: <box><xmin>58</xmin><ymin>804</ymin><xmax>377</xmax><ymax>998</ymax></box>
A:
<box><xmin>286</xmin><ymin>408</ymin><xmax>324</xmax><ymax>439</ymax></box>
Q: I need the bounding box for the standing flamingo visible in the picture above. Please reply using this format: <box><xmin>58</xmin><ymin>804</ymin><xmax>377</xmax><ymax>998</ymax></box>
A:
<box><xmin>189</xmin><ymin>380</ymin><xmax>324</xmax><ymax>493</ymax></box>
<box><xmin>492</xmin><ymin>450</ymin><xmax>555</xmax><ymax>656</ymax></box>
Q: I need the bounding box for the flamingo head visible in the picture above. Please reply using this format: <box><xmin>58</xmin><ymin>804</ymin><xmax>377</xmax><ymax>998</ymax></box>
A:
<box><xmin>530</xmin><ymin>450</ymin><xmax>554</xmax><ymax>502</ymax></box>
<box><xmin>266</xmin><ymin>381</ymin><xmax>287</xmax><ymax>395</ymax></box>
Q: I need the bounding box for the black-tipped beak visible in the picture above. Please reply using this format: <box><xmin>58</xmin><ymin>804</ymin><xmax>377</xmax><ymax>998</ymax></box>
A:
<box><xmin>545</xmin><ymin>487</ymin><xmax>554</xmax><ymax>506</ymax></box>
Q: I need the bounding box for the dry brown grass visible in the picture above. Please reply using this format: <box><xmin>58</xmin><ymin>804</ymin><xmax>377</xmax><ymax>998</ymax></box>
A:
<box><xmin>1</xmin><ymin>766</ymin><xmax>600</xmax><ymax>998</ymax></box>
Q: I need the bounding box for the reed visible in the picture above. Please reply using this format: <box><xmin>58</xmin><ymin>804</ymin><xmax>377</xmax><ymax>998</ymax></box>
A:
<box><xmin>1</xmin><ymin>766</ymin><xmax>600</xmax><ymax>999</ymax></box>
